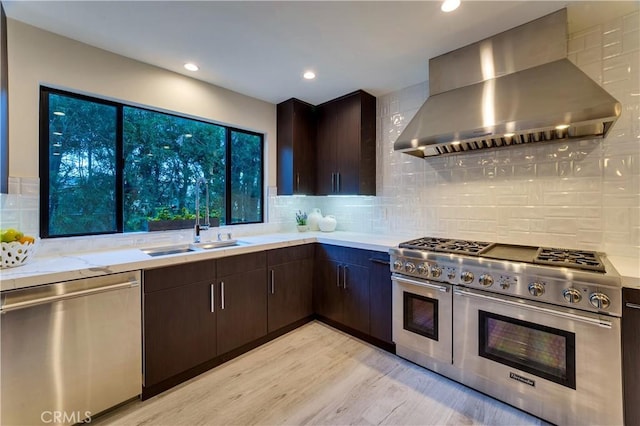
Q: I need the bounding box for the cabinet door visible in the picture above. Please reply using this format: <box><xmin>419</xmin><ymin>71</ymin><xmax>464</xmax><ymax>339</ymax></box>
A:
<box><xmin>368</xmin><ymin>256</ymin><xmax>393</xmax><ymax>343</ymax></box>
<box><xmin>623</xmin><ymin>288</ymin><xmax>640</xmax><ymax>426</ymax></box>
<box><xmin>316</xmin><ymin>103</ymin><xmax>337</xmax><ymax>195</ymax></box>
<box><xmin>144</xmin><ymin>281</ymin><xmax>216</xmax><ymax>387</ymax></box>
<box><xmin>216</xmin><ymin>268</ymin><xmax>268</xmax><ymax>355</ymax></box>
<box><xmin>277</xmin><ymin>99</ymin><xmax>315</xmax><ymax>195</ymax></box>
<box><xmin>335</xmin><ymin>94</ymin><xmax>361</xmax><ymax>195</ymax></box>
<box><xmin>341</xmin><ymin>263</ymin><xmax>370</xmax><ymax>334</ymax></box>
<box><xmin>268</xmin><ymin>258</ymin><xmax>313</xmax><ymax>332</ymax></box>
<box><xmin>293</xmin><ymin>101</ymin><xmax>316</xmax><ymax>194</ymax></box>
<box><xmin>314</xmin><ymin>257</ymin><xmax>343</xmax><ymax>323</ymax></box>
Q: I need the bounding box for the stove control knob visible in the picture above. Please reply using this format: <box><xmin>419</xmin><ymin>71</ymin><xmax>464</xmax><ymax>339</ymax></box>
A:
<box><xmin>562</xmin><ymin>288</ymin><xmax>582</xmax><ymax>304</ymax></box>
<box><xmin>417</xmin><ymin>264</ymin><xmax>429</xmax><ymax>276</ymax></box>
<box><xmin>430</xmin><ymin>266</ymin><xmax>442</xmax><ymax>278</ymax></box>
<box><xmin>479</xmin><ymin>274</ymin><xmax>494</xmax><ymax>287</ymax></box>
<box><xmin>528</xmin><ymin>282</ymin><xmax>545</xmax><ymax>297</ymax></box>
<box><xmin>393</xmin><ymin>260</ymin><xmax>404</xmax><ymax>271</ymax></box>
<box><xmin>589</xmin><ymin>292</ymin><xmax>611</xmax><ymax>310</ymax></box>
<box><xmin>447</xmin><ymin>270</ymin><xmax>456</xmax><ymax>280</ymax></box>
<box><xmin>461</xmin><ymin>271</ymin><xmax>474</xmax><ymax>284</ymax></box>
<box><xmin>405</xmin><ymin>262</ymin><xmax>416</xmax><ymax>274</ymax></box>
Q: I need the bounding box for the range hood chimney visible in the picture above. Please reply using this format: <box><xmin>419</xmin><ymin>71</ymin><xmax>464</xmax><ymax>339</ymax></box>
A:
<box><xmin>394</xmin><ymin>9</ymin><xmax>621</xmax><ymax>158</ymax></box>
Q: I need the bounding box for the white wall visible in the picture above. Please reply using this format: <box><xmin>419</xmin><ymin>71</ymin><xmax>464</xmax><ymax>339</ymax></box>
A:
<box><xmin>6</xmin><ymin>19</ymin><xmax>277</xmax><ymax>185</ymax></box>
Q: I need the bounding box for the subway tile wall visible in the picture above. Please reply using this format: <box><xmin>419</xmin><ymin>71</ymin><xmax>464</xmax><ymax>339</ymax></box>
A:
<box><xmin>271</xmin><ymin>9</ymin><xmax>640</xmax><ymax>258</ymax></box>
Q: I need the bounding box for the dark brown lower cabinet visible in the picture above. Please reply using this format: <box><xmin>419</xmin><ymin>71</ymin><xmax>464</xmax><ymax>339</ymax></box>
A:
<box><xmin>268</xmin><ymin>259</ymin><xmax>314</xmax><ymax>332</ymax></box>
<box><xmin>368</xmin><ymin>255</ymin><xmax>393</xmax><ymax>345</ymax></box>
<box><xmin>314</xmin><ymin>258</ymin><xmax>344</xmax><ymax>323</ymax></box>
<box><xmin>142</xmin><ymin>243</ymin><xmax>392</xmax><ymax>399</ymax></box>
<box><xmin>143</xmin><ymin>260</ymin><xmax>216</xmax><ymax>388</ymax></box>
<box><xmin>314</xmin><ymin>244</ymin><xmax>370</xmax><ymax>335</ymax></box>
<box><xmin>267</xmin><ymin>245</ymin><xmax>314</xmax><ymax>332</ymax></box>
<box><xmin>216</xmin><ymin>253</ymin><xmax>268</xmax><ymax>355</ymax></box>
<box><xmin>623</xmin><ymin>288</ymin><xmax>640</xmax><ymax>426</ymax></box>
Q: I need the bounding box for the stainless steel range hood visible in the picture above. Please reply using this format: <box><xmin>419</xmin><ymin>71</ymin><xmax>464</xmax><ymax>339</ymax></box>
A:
<box><xmin>394</xmin><ymin>9</ymin><xmax>621</xmax><ymax>158</ymax></box>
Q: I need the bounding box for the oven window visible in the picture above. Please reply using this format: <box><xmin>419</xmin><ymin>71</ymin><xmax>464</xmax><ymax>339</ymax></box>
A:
<box><xmin>479</xmin><ymin>311</ymin><xmax>576</xmax><ymax>389</ymax></box>
<box><xmin>403</xmin><ymin>292</ymin><xmax>438</xmax><ymax>341</ymax></box>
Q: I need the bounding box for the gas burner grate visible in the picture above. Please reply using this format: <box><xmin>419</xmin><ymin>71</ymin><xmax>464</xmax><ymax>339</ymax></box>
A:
<box><xmin>534</xmin><ymin>247</ymin><xmax>605</xmax><ymax>272</ymax></box>
<box><xmin>399</xmin><ymin>237</ymin><xmax>495</xmax><ymax>255</ymax></box>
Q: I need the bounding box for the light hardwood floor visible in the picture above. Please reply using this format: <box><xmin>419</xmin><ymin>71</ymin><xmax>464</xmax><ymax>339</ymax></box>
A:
<box><xmin>95</xmin><ymin>321</ymin><xmax>548</xmax><ymax>426</ymax></box>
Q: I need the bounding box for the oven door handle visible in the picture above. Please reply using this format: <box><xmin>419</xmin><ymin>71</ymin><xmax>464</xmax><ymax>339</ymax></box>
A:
<box><xmin>453</xmin><ymin>289</ymin><xmax>613</xmax><ymax>328</ymax></box>
<box><xmin>392</xmin><ymin>274</ymin><xmax>449</xmax><ymax>293</ymax></box>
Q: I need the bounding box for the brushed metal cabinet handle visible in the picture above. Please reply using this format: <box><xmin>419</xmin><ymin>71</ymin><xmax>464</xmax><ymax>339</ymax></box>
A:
<box><xmin>336</xmin><ymin>172</ymin><xmax>341</xmax><ymax>193</ymax></box>
<box><xmin>211</xmin><ymin>284</ymin><xmax>216</xmax><ymax>312</ymax></box>
<box><xmin>296</xmin><ymin>173</ymin><xmax>300</xmax><ymax>191</ymax></box>
<box><xmin>220</xmin><ymin>281</ymin><xmax>225</xmax><ymax>310</ymax></box>
<box><xmin>270</xmin><ymin>270</ymin><xmax>275</xmax><ymax>294</ymax></box>
<box><xmin>331</xmin><ymin>173</ymin><xmax>336</xmax><ymax>193</ymax></box>
<box><xmin>343</xmin><ymin>264</ymin><xmax>348</xmax><ymax>289</ymax></box>
<box><xmin>626</xmin><ymin>302</ymin><xmax>640</xmax><ymax>310</ymax></box>
<box><xmin>336</xmin><ymin>264</ymin><xmax>341</xmax><ymax>287</ymax></box>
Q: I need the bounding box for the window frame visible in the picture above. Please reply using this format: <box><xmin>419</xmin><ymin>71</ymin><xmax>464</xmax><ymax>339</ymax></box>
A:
<box><xmin>39</xmin><ymin>86</ymin><xmax>264</xmax><ymax>238</ymax></box>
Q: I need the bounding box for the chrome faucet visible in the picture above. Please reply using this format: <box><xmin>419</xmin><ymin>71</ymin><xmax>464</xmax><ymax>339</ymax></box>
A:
<box><xmin>194</xmin><ymin>177</ymin><xmax>210</xmax><ymax>243</ymax></box>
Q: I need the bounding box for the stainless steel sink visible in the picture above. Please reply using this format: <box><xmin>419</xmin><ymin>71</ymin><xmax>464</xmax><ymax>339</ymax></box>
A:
<box><xmin>189</xmin><ymin>239</ymin><xmax>240</xmax><ymax>250</ymax></box>
<box><xmin>141</xmin><ymin>246</ymin><xmax>197</xmax><ymax>257</ymax></box>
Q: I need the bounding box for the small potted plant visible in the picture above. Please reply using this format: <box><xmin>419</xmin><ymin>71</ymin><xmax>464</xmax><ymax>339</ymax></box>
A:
<box><xmin>296</xmin><ymin>210</ymin><xmax>308</xmax><ymax>232</ymax></box>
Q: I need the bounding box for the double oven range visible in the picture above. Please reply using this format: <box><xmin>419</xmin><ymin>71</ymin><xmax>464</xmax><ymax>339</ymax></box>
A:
<box><xmin>390</xmin><ymin>237</ymin><xmax>623</xmax><ymax>426</ymax></box>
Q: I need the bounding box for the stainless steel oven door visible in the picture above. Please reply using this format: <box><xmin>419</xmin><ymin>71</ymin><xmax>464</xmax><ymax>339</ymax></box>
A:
<box><xmin>392</xmin><ymin>274</ymin><xmax>452</xmax><ymax>370</ymax></box>
<box><xmin>453</xmin><ymin>287</ymin><xmax>623</xmax><ymax>426</ymax></box>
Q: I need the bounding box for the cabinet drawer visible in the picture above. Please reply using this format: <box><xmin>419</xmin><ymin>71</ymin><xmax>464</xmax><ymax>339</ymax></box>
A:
<box><xmin>267</xmin><ymin>244</ymin><xmax>314</xmax><ymax>266</ymax></box>
<box><xmin>144</xmin><ymin>260</ymin><xmax>216</xmax><ymax>293</ymax></box>
<box><xmin>315</xmin><ymin>243</ymin><xmax>371</xmax><ymax>267</ymax></box>
<box><xmin>217</xmin><ymin>251</ymin><xmax>266</xmax><ymax>277</ymax></box>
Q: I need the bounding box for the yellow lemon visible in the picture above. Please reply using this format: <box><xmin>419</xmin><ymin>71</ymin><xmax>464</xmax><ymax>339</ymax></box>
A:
<box><xmin>1</xmin><ymin>229</ymin><xmax>19</xmax><ymax>243</ymax></box>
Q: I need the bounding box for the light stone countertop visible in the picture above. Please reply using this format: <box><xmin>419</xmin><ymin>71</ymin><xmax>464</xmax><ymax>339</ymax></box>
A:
<box><xmin>2</xmin><ymin>231</ymin><xmax>637</xmax><ymax>291</ymax></box>
<box><xmin>0</xmin><ymin>231</ymin><xmax>404</xmax><ymax>291</ymax></box>
<box><xmin>609</xmin><ymin>255</ymin><xmax>640</xmax><ymax>290</ymax></box>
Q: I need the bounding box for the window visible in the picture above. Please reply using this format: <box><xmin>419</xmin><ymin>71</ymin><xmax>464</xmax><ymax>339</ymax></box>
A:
<box><xmin>40</xmin><ymin>87</ymin><xmax>264</xmax><ymax>238</ymax></box>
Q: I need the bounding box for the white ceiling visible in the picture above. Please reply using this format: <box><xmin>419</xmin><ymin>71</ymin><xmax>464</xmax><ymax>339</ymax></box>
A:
<box><xmin>3</xmin><ymin>1</ymin><xmax>636</xmax><ymax>105</ymax></box>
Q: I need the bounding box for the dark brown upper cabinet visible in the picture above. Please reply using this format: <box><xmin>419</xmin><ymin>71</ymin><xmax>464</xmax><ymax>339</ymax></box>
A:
<box><xmin>316</xmin><ymin>90</ymin><xmax>376</xmax><ymax>195</ymax></box>
<box><xmin>276</xmin><ymin>98</ymin><xmax>316</xmax><ymax>195</ymax></box>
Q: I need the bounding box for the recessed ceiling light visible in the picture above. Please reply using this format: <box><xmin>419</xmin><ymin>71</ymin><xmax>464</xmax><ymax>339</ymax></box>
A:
<box><xmin>441</xmin><ymin>0</ymin><xmax>461</xmax><ymax>12</ymax></box>
<box><xmin>503</xmin><ymin>133</ymin><xmax>515</xmax><ymax>137</ymax></box>
<box><xmin>303</xmin><ymin>71</ymin><xmax>316</xmax><ymax>80</ymax></box>
<box><xmin>53</xmin><ymin>111</ymin><xmax>65</xmax><ymax>116</ymax></box>
<box><xmin>184</xmin><ymin>63</ymin><xmax>199</xmax><ymax>72</ymax></box>
<box><xmin>555</xmin><ymin>124</ymin><xmax>570</xmax><ymax>130</ymax></box>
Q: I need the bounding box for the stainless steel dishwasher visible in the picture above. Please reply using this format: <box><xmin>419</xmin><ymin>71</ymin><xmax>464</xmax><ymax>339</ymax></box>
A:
<box><xmin>1</xmin><ymin>271</ymin><xmax>141</xmax><ymax>425</ymax></box>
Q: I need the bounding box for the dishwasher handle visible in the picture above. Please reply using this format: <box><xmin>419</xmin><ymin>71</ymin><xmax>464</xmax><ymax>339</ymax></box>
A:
<box><xmin>1</xmin><ymin>279</ymin><xmax>140</xmax><ymax>313</ymax></box>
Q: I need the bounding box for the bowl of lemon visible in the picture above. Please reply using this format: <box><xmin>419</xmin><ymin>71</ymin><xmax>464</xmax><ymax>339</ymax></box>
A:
<box><xmin>1</xmin><ymin>228</ymin><xmax>39</xmax><ymax>268</ymax></box>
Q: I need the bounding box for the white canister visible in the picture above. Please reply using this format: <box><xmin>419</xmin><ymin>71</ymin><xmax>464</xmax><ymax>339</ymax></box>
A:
<box><xmin>319</xmin><ymin>215</ymin><xmax>337</xmax><ymax>232</ymax></box>
<box><xmin>307</xmin><ymin>208</ymin><xmax>323</xmax><ymax>231</ymax></box>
